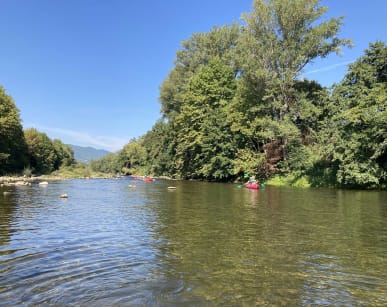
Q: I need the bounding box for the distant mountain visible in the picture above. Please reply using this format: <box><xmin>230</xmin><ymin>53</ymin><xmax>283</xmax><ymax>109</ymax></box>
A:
<box><xmin>68</xmin><ymin>145</ymin><xmax>111</xmax><ymax>163</ymax></box>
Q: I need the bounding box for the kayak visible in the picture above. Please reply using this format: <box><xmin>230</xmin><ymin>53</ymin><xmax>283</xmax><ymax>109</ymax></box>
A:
<box><xmin>246</xmin><ymin>183</ymin><xmax>260</xmax><ymax>190</ymax></box>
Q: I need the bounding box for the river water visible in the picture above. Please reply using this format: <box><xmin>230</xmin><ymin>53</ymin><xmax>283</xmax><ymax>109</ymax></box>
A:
<box><xmin>0</xmin><ymin>178</ymin><xmax>386</xmax><ymax>305</ymax></box>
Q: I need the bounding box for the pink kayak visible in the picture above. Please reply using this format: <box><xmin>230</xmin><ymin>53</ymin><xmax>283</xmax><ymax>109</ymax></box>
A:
<box><xmin>246</xmin><ymin>183</ymin><xmax>260</xmax><ymax>189</ymax></box>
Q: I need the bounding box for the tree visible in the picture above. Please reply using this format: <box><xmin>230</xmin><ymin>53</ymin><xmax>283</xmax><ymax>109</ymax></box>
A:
<box><xmin>156</xmin><ymin>25</ymin><xmax>241</xmax><ymax>179</ymax></box>
<box><xmin>117</xmin><ymin>138</ymin><xmax>147</xmax><ymax>175</ymax></box>
<box><xmin>52</xmin><ymin>139</ymin><xmax>75</xmax><ymax>169</ymax></box>
<box><xmin>159</xmin><ymin>24</ymin><xmax>240</xmax><ymax>120</ymax></box>
<box><xmin>90</xmin><ymin>153</ymin><xmax>120</xmax><ymax>174</ymax></box>
<box><xmin>142</xmin><ymin>119</ymin><xmax>177</xmax><ymax>177</ymax></box>
<box><xmin>323</xmin><ymin>42</ymin><xmax>386</xmax><ymax>187</ymax></box>
<box><xmin>228</xmin><ymin>0</ymin><xmax>351</xmax><ymax>177</ymax></box>
<box><xmin>174</xmin><ymin>58</ymin><xmax>237</xmax><ymax>180</ymax></box>
<box><xmin>0</xmin><ymin>86</ymin><xmax>28</xmax><ymax>174</ymax></box>
<box><xmin>24</xmin><ymin>128</ymin><xmax>58</xmax><ymax>174</ymax></box>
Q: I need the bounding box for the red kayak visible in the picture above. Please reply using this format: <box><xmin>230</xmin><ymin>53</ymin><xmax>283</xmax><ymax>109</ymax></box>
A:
<box><xmin>246</xmin><ymin>183</ymin><xmax>260</xmax><ymax>190</ymax></box>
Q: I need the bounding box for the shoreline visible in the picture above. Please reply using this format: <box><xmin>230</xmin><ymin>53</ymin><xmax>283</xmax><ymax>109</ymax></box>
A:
<box><xmin>0</xmin><ymin>175</ymin><xmax>67</xmax><ymax>186</ymax></box>
<box><xmin>0</xmin><ymin>174</ymin><xmax>174</xmax><ymax>186</ymax></box>
<box><xmin>0</xmin><ymin>174</ymin><xmax>118</xmax><ymax>185</ymax></box>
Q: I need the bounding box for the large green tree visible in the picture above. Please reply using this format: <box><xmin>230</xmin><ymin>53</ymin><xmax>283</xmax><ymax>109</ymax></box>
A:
<box><xmin>0</xmin><ymin>86</ymin><xmax>28</xmax><ymax>174</ymax></box>
<box><xmin>90</xmin><ymin>153</ymin><xmax>121</xmax><ymax>174</ymax></box>
<box><xmin>229</xmin><ymin>0</ymin><xmax>351</xmax><ymax>177</ymax></box>
<box><xmin>322</xmin><ymin>41</ymin><xmax>386</xmax><ymax>187</ymax></box>
<box><xmin>142</xmin><ymin>119</ymin><xmax>177</xmax><ymax>177</ymax></box>
<box><xmin>52</xmin><ymin>139</ymin><xmax>76</xmax><ymax>169</ymax></box>
<box><xmin>159</xmin><ymin>24</ymin><xmax>240</xmax><ymax>120</ymax></box>
<box><xmin>174</xmin><ymin>58</ymin><xmax>237</xmax><ymax>180</ymax></box>
<box><xmin>117</xmin><ymin>138</ymin><xmax>147</xmax><ymax>175</ymax></box>
<box><xmin>24</xmin><ymin>128</ymin><xmax>58</xmax><ymax>174</ymax></box>
<box><xmin>157</xmin><ymin>25</ymin><xmax>241</xmax><ymax>179</ymax></box>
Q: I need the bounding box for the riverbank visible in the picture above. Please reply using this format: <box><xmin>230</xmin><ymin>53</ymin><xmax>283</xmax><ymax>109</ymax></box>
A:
<box><xmin>266</xmin><ymin>174</ymin><xmax>386</xmax><ymax>190</ymax></box>
<box><xmin>0</xmin><ymin>175</ymin><xmax>62</xmax><ymax>184</ymax></box>
<box><xmin>0</xmin><ymin>174</ymin><xmax>120</xmax><ymax>186</ymax></box>
<box><xmin>0</xmin><ymin>174</ymin><xmax>77</xmax><ymax>187</ymax></box>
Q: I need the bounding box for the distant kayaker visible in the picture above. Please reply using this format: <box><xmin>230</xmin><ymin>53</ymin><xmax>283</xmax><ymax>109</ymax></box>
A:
<box><xmin>247</xmin><ymin>176</ymin><xmax>257</xmax><ymax>184</ymax></box>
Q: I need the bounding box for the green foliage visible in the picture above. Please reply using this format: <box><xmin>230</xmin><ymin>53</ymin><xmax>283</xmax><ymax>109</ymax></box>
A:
<box><xmin>90</xmin><ymin>153</ymin><xmax>121</xmax><ymax>174</ymax></box>
<box><xmin>321</xmin><ymin>41</ymin><xmax>387</xmax><ymax>187</ymax></box>
<box><xmin>24</xmin><ymin>128</ymin><xmax>57</xmax><ymax>174</ymax></box>
<box><xmin>174</xmin><ymin>58</ymin><xmax>237</xmax><ymax>180</ymax></box>
<box><xmin>226</xmin><ymin>0</ymin><xmax>351</xmax><ymax>181</ymax></box>
<box><xmin>52</xmin><ymin>163</ymin><xmax>106</xmax><ymax>178</ymax></box>
<box><xmin>90</xmin><ymin>138</ymin><xmax>148</xmax><ymax>176</ymax></box>
<box><xmin>233</xmin><ymin>149</ymin><xmax>266</xmax><ymax>181</ymax></box>
<box><xmin>266</xmin><ymin>174</ymin><xmax>311</xmax><ymax>188</ymax></box>
<box><xmin>159</xmin><ymin>24</ymin><xmax>240</xmax><ymax>120</ymax></box>
<box><xmin>22</xmin><ymin>165</ymin><xmax>33</xmax><ymax>177</ymax></box>
<box><xmin>0</xmin><ymin>86</ymin><xmax>76</xmax><ymax>176</ymax></box>
<box><xmin>156</xmin><ymin>25</ymin><xmax>243</xmax><ymax>180</ymax></box>
<box><xmin>279</xmin><ymin>142</ymin><xmax>315</xmax><ymax>173</ymax></box>
<box><xmin>52</xmin><ymin>139</ymin><xmax>76</xmax><ymax>168</ymax></box>
<box><xmin>0</xmin><ymin>86</ymin><xmax>29</xmax><ymax>174</ymax></box>
<box><xmin>142</xmin><ymin>119</ymin><xmax>177</xmax><ymax>177</ymax></box>
<box><xmin>117</xmin><ymin>139</ymin><xmax>147</xmax><ymax>174</ymax></box>
<box><xmin>87</xmin><ymin>4</ymin><xmax>385</xmax><ymax>190</ymax></box>
<box><xmin>24</xmin><ymin>128</ymin><xmax>75</xmax><ymax>174</ymax></box>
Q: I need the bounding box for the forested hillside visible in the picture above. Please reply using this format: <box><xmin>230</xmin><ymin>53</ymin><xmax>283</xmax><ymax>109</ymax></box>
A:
<box><xmin>91</xmin><ymin>0</ymin><xmax>386</xmax><ymax>189</ymax></box>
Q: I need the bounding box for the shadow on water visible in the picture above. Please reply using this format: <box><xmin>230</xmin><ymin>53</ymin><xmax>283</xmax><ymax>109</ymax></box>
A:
<box><xmin>0</xmin><ymin>179</ymin><xmax>386</xmax><ymax>305</ymax></box>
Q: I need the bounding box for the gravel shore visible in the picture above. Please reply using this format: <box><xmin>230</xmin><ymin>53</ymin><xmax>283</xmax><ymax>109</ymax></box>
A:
<box><xmin>0</xmin><ymin>175</ymin><xmax>66</xmax><ymax>186</ymax></box>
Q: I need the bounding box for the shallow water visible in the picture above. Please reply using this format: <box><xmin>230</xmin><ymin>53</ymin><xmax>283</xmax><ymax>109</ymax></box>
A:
<box><xmin>1</xmin><ymin>178</ymin><xmax>386</xmax><ymax>305</ymax></box>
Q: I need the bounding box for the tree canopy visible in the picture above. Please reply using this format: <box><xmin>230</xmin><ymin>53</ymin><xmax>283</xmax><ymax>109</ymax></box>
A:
<box><xmin>0</xmin><ymin>86</ymin><xmax>28</xmax><ymax>174</ymax></box>
<box><xmin>0</xmin><ymin>86</ymin><xmax>76</xmax><ymax>175</ymax></box>
<box><xmin>321</xmin><ymin>42</ymin><xmax>386</xmax><ymax>187</ymax></box>
<box><xmin>24</xmin><ymin>128</ymin><xmax>75</xmax><ymax>174</ymax></box>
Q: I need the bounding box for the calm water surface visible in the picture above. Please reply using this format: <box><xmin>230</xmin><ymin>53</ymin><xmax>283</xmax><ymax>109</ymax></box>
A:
<box><xmin>0</xmin><ymin>178</ymin><xmax>386</xmax><ymax>305</ymax></box>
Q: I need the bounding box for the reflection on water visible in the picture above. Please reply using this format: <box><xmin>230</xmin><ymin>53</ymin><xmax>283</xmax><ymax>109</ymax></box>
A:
<box><xmin>0</xmin><ymin>179</ymin><xmax>386</xmax><ymax>305</ymax></box>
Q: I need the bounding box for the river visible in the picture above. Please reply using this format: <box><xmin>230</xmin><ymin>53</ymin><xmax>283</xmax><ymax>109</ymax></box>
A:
<box><xmin>1</xmin><ymin>178</ymin><xmax>386</xmax><ymax>305</ymax></box>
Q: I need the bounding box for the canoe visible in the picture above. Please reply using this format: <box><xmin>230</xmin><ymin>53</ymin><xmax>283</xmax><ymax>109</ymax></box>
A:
<box><xmin>246</xmin><ymin>183</ymin><xmax>260</xmax><ymax>190</ymax></box>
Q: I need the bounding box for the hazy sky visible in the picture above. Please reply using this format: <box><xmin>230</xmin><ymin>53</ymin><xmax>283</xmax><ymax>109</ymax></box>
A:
<box><xmin>1</xmin><ymin>0</ymin><xmax>386</xmax><ymax>151</ymax></box>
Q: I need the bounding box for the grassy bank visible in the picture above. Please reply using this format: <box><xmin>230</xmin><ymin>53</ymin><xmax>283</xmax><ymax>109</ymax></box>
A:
<box><xmin>266</xmin><ymin>174</ymin><xmax>311</xmax><ymax>188</ymax></box>
<box><xmin>0</xmin><ymin>164</ymin><xmax>115</xmax><ymax>183</ymax></box>
<box><xmin>51</xmin><ymin>164</ymin><xmax>114</xmax><ymax>179</ymax></box>
<box><xmin>266</xmin><ymin>173</ymin><xmax>386</xmax><ymax>190</ymax></box>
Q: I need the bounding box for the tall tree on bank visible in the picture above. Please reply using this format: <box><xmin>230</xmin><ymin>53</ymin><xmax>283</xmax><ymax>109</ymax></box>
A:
<box><xmin>157</xmin><ymin>25</ymin><xmax>241</xmax><ymax>179</ymax></box>
<box><xmin>52</xmin><ymin>139</ymin><xmax>76</xmax><ymax>169</ymax></box>
<box><xmin>230</xmin><ymin>0</ymin><xmax>352</xmax><ymax>178</ymax></box>
<box><xmin>24</xmin><ymin>128</ymin><xmax>75</xmax><ymax>174</ymax></box>
<box><xmin>159</xmin><ymin>24</ymin><xmax>240</xmax><ymax>121</ymax></box>
<box><xmin>0</xmin><ymin>86</ymin><xmax>28</xmax><ymax>174</ymax></box>
<box><xmin>117</xmin><ymin>138</ymin><xmax>147</xmax><ymax>175</ymax></box>
<box><xmin>322</xmin><ymin>42</ymin><xmax>387</xmax><ymax>187</ymax></box>
<box><xmin>174</xmin><ymin>58</ymin><xmax>237</xmax><ymax>180</ymax></box>
<box><xmin>142</xmin><ymin>119</ymin><xmax>177</xmax><ymax>177</ymax></box>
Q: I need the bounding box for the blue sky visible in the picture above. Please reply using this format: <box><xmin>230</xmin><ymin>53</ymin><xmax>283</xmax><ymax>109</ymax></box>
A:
<box><xmin>1</xmin><ymin>0</ymin><xmax>386</xmax><ymax>151</ymax></box>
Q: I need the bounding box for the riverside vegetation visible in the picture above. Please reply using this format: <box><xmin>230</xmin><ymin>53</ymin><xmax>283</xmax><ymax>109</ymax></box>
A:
<box><xmin>1</xmin><ymin>0</ymin><xmax>386</xmax><ymax>189</ymax></box>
